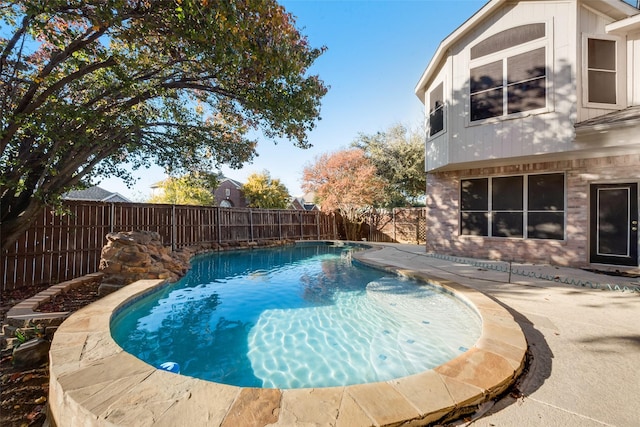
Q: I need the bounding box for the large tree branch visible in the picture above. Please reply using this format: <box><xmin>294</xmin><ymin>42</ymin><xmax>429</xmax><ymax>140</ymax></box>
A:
<box><xmin>0</xmin><ymin>26</ymin><xmax>112</xmax><ymax>153</ymax></box>
<box><xmin>0</xmin><ymin>15</ymin><xmax>30</xmax><ymax>75</ymax></box>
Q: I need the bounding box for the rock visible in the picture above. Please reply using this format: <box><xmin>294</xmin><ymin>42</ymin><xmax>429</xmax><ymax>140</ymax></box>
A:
<box><xmin>98</xmin><ymin>282</ymin><xmax>125</xmax><ymax>296</ymax></box>
<box><xmin>12</xmin><ymin>338</ymin><xmax>51</xmax><ymax>369</ymax></box>
<box><xmin>99</xmin><ymin>230</ymin><xmax>191</xmax><ymax>287</ymax></box>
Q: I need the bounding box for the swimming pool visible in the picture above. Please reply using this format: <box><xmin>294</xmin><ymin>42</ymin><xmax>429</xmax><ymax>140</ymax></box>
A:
<box><xmin>50</xmin><ymin>243</ymin><xmax>527</xmax><ymax>426</ymax></box>
<box><xmin>111</xmin><ymin>243</ymin><xmax>481</xmax><ymax>388</ymax></box>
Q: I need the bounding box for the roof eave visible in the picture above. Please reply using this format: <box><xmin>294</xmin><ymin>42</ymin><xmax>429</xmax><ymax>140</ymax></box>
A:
<box><xmin>606</xmin><ymin>12</ymin><xmax>640</xmax><ymax>34</ymax></box>
<box><xmin>415</xmin><ymin>0</ymin><xmax>640</xmax><ymax>102</ymax></box>
<box><xmin>575</xmin><ymin>118</ymin><xmax>640</xmax><ymax>135</ymax></box>
<box><xmin>414</xmin><ymin>0</ymin><xmax>504</xmax><ymax>102</ymax></box>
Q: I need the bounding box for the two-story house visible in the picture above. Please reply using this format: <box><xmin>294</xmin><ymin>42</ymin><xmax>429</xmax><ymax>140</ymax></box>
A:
<box><xmin>215</xmin><ymin>177</ymin><xmax>249</xmax><ymax>208</ymax></box>
<box><xmin>416</xmin><ymin>0</ymin><xmax>640</xmax><ymax>271</ymax></box>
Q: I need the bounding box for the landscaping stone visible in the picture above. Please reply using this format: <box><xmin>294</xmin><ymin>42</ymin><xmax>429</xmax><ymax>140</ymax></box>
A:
<box><xmin>99</xmin><ymin>230</ymin><xmax>193</xmax><ymax>285</ymax></box>
<box><xmin>98</xmin><ymin>282</ymin><xmax>125</xmax><ymax>296</ymax></box>
<box><xmin>12</xmin><ymin>338</ymin><xmax>50</xmax><ymax>369</ymax></box>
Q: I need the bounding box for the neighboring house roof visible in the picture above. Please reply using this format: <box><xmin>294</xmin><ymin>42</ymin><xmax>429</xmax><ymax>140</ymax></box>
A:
<box><xmin>288</xmin><ymin>198</ymin><xmax>305</xmax><ymax>210</ymax></box>
<box><xmin>288</xmin><ymin>196</ymin><xmax>318</xmax><ymax>211</ymax></box>
<box><xmin>414</xmin><ymin>0</ymin><xmax>639</xmax><ymax>98</ymax></box>
<box><xmin>63</xmin><ymin>186</ymin><xmax>131</xmax><ymax>203</ymax></box>
<box><xmin>575</xmin><ymin>105</ymin><xmax>640</xmax><ymax>133</ymax></box>
<box><xmin>219</xmin><ymin>177</ymin><xmax>243</xmax><ymax>188</ymax></box>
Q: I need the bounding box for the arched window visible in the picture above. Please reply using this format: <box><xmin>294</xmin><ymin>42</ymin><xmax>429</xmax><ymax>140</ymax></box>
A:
<box><xmin>469</xmin><ymin>23</ymin><xmax>547</xmax><ymax>122</ymax></box>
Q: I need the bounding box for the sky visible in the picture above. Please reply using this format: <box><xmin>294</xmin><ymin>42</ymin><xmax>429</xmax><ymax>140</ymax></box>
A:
<box><xmin>101</xmin><ymin>0</ymin><xmax>489</xmax><ymax>200</ymax></box>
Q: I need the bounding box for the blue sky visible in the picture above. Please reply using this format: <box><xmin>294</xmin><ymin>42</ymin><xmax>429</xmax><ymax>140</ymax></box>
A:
<box><xmin>102</xmin><ymin>0</ymin><xmax>488</xmax><ymax>200</ymax></box>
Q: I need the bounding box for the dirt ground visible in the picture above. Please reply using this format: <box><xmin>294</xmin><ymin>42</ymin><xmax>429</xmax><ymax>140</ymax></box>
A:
<box><xmin>1</xmin><ymin>281</ymin><xmax>103</xmax><ymax>427</ymax></box>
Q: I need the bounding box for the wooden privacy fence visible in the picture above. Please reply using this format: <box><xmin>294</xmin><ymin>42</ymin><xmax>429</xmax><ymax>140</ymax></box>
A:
<box><xmin>1</xmin><ymin>201</ymin><xmax>337</xmax><ymax>291</ymax></box>
<box><xmin>366</xmin><ymin>207</ymin><xmax>426</xmax><ymax>244</ymax></box>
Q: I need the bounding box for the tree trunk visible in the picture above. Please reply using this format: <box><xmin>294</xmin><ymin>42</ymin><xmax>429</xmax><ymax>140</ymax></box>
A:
<box><xmin>1</xmin><ymin>198</ymin><xmax>45</xmax><ymax>253</ymax></box>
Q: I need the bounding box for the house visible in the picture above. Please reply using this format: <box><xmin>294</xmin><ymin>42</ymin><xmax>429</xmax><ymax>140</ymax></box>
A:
<box><xmin>63</xmin><ymin>185</ymin><xmax>131</xmax><ymax>203</ymax></box>
<box><xmin>150</xmin><ymin>176</ymin><xmax>249</xmax><ymax>207</ymax></box>
<box><xmin>415</xmin><ymin>0</ymin><xmax>640</xmax><ymax>271</ymax></box>
<box><xmin>214</xmin><ymin>177</ymin><xmax>249</xmax><ymax>208</ymax></box>
<box><xmin>149</xmin><ymin>180</ymin><xmax>165</xmax><ymax>199</ymax></box>
<box><xmin>288</xmin><ymin>192</ymin><xmax>319</xmax><ymax>211</ymax></box>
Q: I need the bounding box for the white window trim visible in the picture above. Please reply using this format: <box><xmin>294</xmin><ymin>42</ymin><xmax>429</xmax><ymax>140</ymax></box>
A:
<box><xmin>466</xmin><ymin>20</ymin><xmax>554</xmax><ymax>126</ymax></box>
<box><xmin>459</xmin><ymin>172</ymin><xmax>567</xmax><ymax>241</ymax></box>
<box><xmin>581</xmin><ymin>33</ymin><xmax>627</xmax><ymax>110</ymax></box>
<box><xmin>427</xmin><ymin>80</ymin><xmax>446</xmax><ymax>140</ymax></box>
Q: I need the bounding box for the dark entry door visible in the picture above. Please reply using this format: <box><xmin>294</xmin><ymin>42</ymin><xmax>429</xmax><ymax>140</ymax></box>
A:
<box><xmin>590</xmin><ymin>183</ymin><xmax>638</xmax><ymax>266</ymax></box>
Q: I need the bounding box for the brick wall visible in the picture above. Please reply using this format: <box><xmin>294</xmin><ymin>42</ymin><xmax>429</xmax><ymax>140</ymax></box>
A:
<box><xmin>426</xmin><ymin>154</ymin><xmax>640</xmax><ymax>267</ymax></box>
<box><xmin>214</xmin><ymin>180</ymin><xmax>248</xmax><ymax>208</ymax></box>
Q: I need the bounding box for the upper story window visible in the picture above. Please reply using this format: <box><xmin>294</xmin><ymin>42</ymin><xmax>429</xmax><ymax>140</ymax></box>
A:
<box><xmin>583</xmin><ymin>34</ymin><xmax>624</xmax><ymax>108</ymax></box>
<box><xmin>469</xmin><ymin>23</ymin><xmax>547</xmax><ymax>123</ymax></box>
<box><xmin>428</xmin><ymin>82</ymin><xmax>444</xmax><ymax>137</ymax></box>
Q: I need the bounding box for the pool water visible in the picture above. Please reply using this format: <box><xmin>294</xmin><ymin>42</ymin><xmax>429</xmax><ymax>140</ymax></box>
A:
<box><xmin>111</xmin><ymin>243</ymin><xmax>481</xmax><ymax>389</ymax></box>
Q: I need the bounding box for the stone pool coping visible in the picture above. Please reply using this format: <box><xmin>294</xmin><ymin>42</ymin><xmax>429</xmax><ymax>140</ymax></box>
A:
<box><xmin>49</xmin><ymin>245</ymin><xmax>527</xmax><ymax>426</ymax></box>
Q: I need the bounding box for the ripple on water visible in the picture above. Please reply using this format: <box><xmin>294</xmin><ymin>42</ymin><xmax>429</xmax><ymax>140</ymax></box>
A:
<box><xmin>247</xmin><ymin>278</ymin><xmax>480</xmax><ymax>389</ymax></box>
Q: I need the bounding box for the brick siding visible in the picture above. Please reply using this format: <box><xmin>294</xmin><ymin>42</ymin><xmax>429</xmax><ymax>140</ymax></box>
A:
<box><xmin>425</xmin><ymin>154</ymin><xmax>640</xmax><ymax>267</ymax></box>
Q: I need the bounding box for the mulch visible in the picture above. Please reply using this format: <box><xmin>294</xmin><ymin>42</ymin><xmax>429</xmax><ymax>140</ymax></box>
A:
<box><xmin>1</xmin><ymin>281</ymin><xmax>104</xmax><ymax>427</ymax></box>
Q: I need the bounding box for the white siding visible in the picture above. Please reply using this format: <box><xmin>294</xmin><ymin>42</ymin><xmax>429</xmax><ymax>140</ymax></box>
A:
<box><xmin>629</xmin><ymin>31</ymin><xmax>640</xmax><ymax>106</ymax></box>
<box><xmin>425</xmin><ymin>60</ymin><xmax>450</xmax><ymax>170</ymax></box>
<box><xmin>427</xmin><ymin>1</ymin><xmax>577</xmax><ymax>172</ymax></box>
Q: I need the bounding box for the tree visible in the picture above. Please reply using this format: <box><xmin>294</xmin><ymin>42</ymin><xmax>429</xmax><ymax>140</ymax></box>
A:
<box><xmin>148</xmin><ymin>172</ymin><xmax>217</xmax><ymax>206</ymax></box>
<box><xmin>352</xmin><ymin>124</ymin><xmax>426</xmax><ymax>207</ymax></box>
<box><xmin>0</xmin><ymin>0</ymin><xmax>327</xmax><ymax>251</ymax></box>
<box><xmin>302</xmin><ymin>148</ymin><xmax>386</xmax><ymax>240</ymax></box>
<box><xmin>241</xmin><ymin>171</ymin><xmax>290</xmax><ymax>209</ymax></box>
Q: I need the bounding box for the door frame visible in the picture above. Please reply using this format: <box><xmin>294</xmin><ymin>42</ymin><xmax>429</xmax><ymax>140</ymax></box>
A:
<box><xmin>589</xmin><ymin>182</ymin><xmax>639</xmax><ymax>266</ymax></box>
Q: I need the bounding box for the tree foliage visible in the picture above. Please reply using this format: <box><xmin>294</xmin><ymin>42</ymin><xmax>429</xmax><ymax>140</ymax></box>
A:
<box><xmin>241</xmin><ymin>171</ymin><xmax>290</xmax><ymax>209</ymax></box>
<box><xmin>302</xmin><ymin>148</ymin><xmax>386</xmax><ymax>240</ymax></box>
<box><xmin>148</xmin><ymin>172</ymin><xmax>217</xmax><ymax>206</ymax></box>
<box><xmin>0</xmin><ymin>0</ymin><xmax>327</xmax><ymax>250</ymax></box>
<box><xmin>352</xmin><ymin>124</ymin><xmax>425</xmax><ymax>207</ymax></box>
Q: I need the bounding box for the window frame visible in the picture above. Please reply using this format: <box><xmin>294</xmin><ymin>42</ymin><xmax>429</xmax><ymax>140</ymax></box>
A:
<box><xmin>459</xmin><ymin>172</ymin><xmax>566</xmax><ymax>241</ymax></box>
<box><xmin>467</xmin><ymin>21</ymin><xmax>552</xmax><ymax>126</ymax></box>
<box><xmin>581</xmin><ymin>33</ymin><xmax>626</xmax><ymax>109</ymax></box>
<box><xmin>427</xmin><ymin>81</ymin><xmax>446</xmax><ymax>139</ymax></box>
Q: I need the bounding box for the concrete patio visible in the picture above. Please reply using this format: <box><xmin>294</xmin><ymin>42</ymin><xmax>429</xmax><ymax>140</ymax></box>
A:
<box><xmin>357</xmin><ymin>244</ymin><xmax>640</xmax><ymax>426</ymax></box>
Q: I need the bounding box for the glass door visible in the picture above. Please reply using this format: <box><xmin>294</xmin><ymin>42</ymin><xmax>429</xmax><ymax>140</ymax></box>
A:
<box><xmin>590</xmin><ymin>183</ymin><xmax>638</xmax><ymax>266</ymax></box>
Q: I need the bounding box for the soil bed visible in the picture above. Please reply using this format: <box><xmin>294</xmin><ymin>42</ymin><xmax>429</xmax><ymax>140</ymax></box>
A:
<box><xmin>1</xmin><ymin>282</ymin><xmax>103</xmax><ymax>427</ymax></box>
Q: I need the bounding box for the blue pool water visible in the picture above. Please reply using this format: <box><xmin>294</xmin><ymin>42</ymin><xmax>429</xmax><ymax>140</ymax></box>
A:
<box><xmin>111</xmin><ymin>243</ymin><xmax>481</xmax><ymax>389</ymax></box>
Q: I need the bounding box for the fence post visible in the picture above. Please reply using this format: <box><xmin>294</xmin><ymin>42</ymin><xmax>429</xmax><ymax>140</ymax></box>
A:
<box><xmin>216</xmin><ymin>207</ymin><xmax>221</xmax><ymax>244</ymax></box>
<box><xmin>249</xmin><ymin>209</ymin><xmax>254</xmax><ymax>242</ymax></box>
<box><xmin>316</xmin><ymin>211</ymin><xmax>320</xmax><ymax>239</ymax></box>
<box><xmin>109</xmin><ymin>203</ymin><xmax>115</xmax><ymax>234</ymax></box>
<box><xmin>278</xmin><ymin>211</ymin><xmax>282</xmax><ymax>240</ymax></box>
<box><xmin>171</xmin><ymin>204</ymin><xmax>176</xmax><ymax>251</ymax></box>
<box><xmin>299</xmin><ymin>211</ymin><xmax>303</xmax><ymax>240</ymax></box>
<box><xmin>393</xmin><ymin>208</ymin><xmax>397</xmax><ymax>242</ymax></box>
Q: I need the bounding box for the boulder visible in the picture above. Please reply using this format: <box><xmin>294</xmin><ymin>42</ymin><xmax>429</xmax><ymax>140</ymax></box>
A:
<box><xmin>99</xmin><ymin>230</ymin><xmax>191</xmax><ymax>286</ymax></box>
<box><xmin>13</xmin><ymin>338</ymin><xmax>51</xmax><ymax>368</ymax></box>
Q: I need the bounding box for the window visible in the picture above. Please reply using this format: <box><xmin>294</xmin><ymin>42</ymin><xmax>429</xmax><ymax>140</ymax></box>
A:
<box><xmin>527</xmin><ymin>173</ymin><xmax>564</xmax><ymax>240</ymax></box>
<box><xmin>460</xmin><ymin>178</ymin><xmax>489</xmax><ymax>236</ymax></box>
<box><xmin>460</xmin><ymin>173</ymin><xmax>565</xmax><ymax>240</ymax></box>
<box><xmin>429</xmin><ymin>82</ymin><xmax>444</xmax><ymax>136</ymax></box>
<box><xmin>492</xmin><ymin>176</ymin><xmax>524</xmax><ymax>237</ymax></box>
<box><xmin>471</xmin><ymin>23</ymin><xmax>546</xmax><ymax>60</ymax></box>
<box><xmin>585</xmin><ymin>37</ymin><xmax>617</xmax><ymax>105</ymax></box>
<box><xmin>469</xmin><ymin>24</ymin><xmax>547</xmax><ymax>122</ymax></box>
